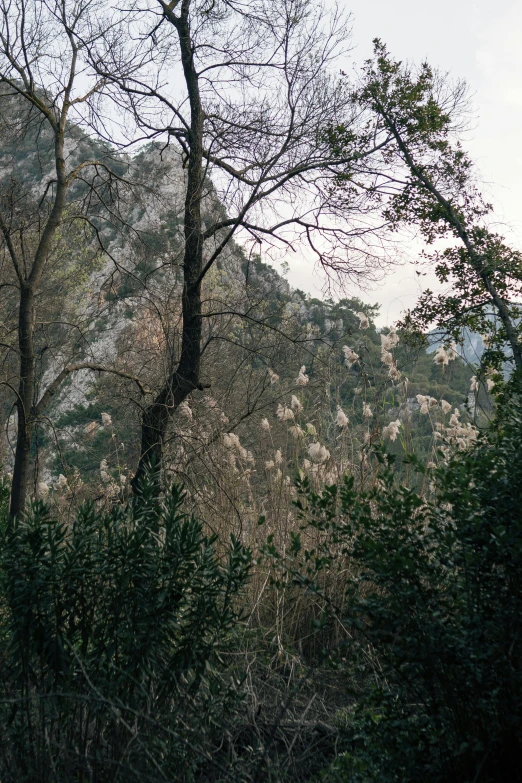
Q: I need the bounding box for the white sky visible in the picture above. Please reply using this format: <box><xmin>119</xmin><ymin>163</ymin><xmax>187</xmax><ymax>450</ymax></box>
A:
<box><xmin>279</xmin><ymin>0</ymin><xmax>522</xmax><ymax>326</ymax></box>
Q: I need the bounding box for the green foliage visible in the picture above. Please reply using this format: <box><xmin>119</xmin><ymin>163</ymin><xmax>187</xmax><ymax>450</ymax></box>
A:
<box><xmin>327</xmin><ymin>41</ymin><xmax>522</xmax><ymax>362</ymax></box>
<box><xmin>0</xmin><ymin>471</ymin><xmax>251</xmax><ymax>782</ymax></box>
<box><xmin>267</xmin><ymin>384</ymin><xmax>522</xmax><ymax>782</ymax></box>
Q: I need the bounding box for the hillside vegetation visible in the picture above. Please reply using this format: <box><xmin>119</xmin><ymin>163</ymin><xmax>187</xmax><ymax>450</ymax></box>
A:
<box><xmin>0</xmin><ymin>2</ymin><xmax>521</xmax><ymax>781</ymax></box>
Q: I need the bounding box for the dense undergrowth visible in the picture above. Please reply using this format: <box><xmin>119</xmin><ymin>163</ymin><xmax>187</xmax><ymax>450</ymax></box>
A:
<box><xmin>0</xmin><ymin>473</ymin><xmax>251</xmax><ymax>782</ymax></box>
<box><xmin>0</xmin><ymin>381</ymin><xmax>521</xmax><ymax>781</ymax></box>
<box><xmin>274</xmin><ymin>376</ymin><xmax>522</xmax><ymax>782</ymax></box>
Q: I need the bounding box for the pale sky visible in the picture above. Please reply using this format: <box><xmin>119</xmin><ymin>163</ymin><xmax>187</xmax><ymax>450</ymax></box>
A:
<box><xmin>279</xmin><ymin>0</ymin><xmax>522</xmax><ymax>326</ymax></box>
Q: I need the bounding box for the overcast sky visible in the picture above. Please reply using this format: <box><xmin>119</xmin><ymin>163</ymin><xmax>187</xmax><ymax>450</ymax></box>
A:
<box><xmin>280</xmin><ymin>0</ymin><xmax>522</xmax><ymax>325</ymax></box>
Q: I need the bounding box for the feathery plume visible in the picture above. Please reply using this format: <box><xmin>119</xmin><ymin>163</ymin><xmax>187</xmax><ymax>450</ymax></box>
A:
<box><xmin>382</xmin><ymin>419</ymin><xmax>401</xmax><ymax>442</ymax></box>
<box><xmin>260</xmin><ymin>417</ymin><xmax>271</xmax><ymax>432</ymax></box>
<box><xmin>308</xmin><ymin>442</ymin><xmax>330</xmax><ymax>464</ymax></box>
<box><xmin>449</xmin><ymin>409</ymin><xmax>460</xmax><ymax>427</ymax></box>
<box><xmin>434</xmin><ymin>346</ymin><xmax>450</xmax><ymax>367</ymax></box>
<box><xmin>441</xmin><ymin>399</ymin><xmax>452</xmax><ymax>414</ymax></box>
<box><xmin>381</xmin><ymin>348</ymin><xmax>394</xmax><ymax>366</ymax></box>
<box><xmin>291</xmin><ymin>394</ymin><xmax>303</xmax><ymax>412</ymax></box>
<box><xmin>276</xmin><ymin>403</ymin><xmax>294</xmax><ymax>421</ymax></box>
<box><xmin>38</xmin><ymin>482</ymin><xmax>50</xmax><ymax>498</ymax></box>
<box><xmin>342</xmin><ymin>346</ymin><xmax>359</xmax><ymax>367</ymax></box>
<box><xmin>381</xmin><ymin>328</ymin><xmax>399</xmax><ymax>350</ymax></box>
<box><xmin>336</xmin><ymin>406</ymin><xmax>349</xmax><ymax>427</ymax></box>
<box><xmin>356</xmin><ymin>311</ymin><xmax>369</xmax><ymax>329</ymax></box>
<box><xmin>296</xmin><ymin>365</ymin><xmax>309</xmax><ymax>385</ymax></box>
<box><xmin>388</xmin><ymin>364</ymin><xmax>401</xmax><ymax>381</ymax></box>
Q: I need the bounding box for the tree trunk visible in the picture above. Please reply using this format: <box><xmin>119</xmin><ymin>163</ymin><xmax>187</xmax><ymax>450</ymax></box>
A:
<box><xmin>132</xmin><ymin>5</ymin><xmax>205</xmax><ymax>492</ymax></box>
<box><xmin>8</xmin><ymin>129</ymin><xmax>67</xmax><ymax>516</ymax></box>
<box><xmin>10</xmin><ymin>284</ymin><xmax>35</xmax><ymax>517</ymax></box>
<box><xmin>10</xmin><ymin>420</ymin><xmax>32</xmax><ymax>518</ymax></box>
<box><xmin>382</xmin><ymin>106</ymin><xmax>522</xmax><ymax>372</ymax></box>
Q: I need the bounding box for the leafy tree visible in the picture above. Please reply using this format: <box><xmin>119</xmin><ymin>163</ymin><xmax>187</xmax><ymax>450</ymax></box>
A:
<box><xmin>328</xmin><ymin>41</ymin><xmax>522</xmax><ymax>372</ymax></box>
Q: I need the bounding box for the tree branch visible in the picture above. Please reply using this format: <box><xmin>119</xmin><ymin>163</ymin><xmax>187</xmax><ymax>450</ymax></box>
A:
<box><xmin>34</xmin><ymin>362</ymin><xmax>151</xmax><ymax>418</ymax></box>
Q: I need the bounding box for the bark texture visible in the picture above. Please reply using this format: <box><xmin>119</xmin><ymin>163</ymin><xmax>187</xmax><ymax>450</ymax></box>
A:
<box><xmin>133</xmin><ymin>1</ymin><xmax>205</xmax><ymax>491</ymax></box>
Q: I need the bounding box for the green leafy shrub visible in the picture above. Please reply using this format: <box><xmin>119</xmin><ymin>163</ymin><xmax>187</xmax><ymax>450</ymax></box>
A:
<box><xmin>274</xmin><ymin>383</ymin><xmax>522</xmax><ymax>782</ymax></box>
<box><xmin>0</xmin><ymin>473</ymin><xmax>251</xmax><ymax>782</ymax></box>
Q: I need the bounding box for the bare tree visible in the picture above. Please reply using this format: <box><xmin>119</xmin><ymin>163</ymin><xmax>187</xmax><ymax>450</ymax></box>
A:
<box><xmin>87</xmin><ymin>0</ymin><xmax>392</xmax><ymax>487</ymax></box>
<box><xmin>0</xmin><ymin>0</ymin><xmax>145</xmax><ymax>516</ymax></box>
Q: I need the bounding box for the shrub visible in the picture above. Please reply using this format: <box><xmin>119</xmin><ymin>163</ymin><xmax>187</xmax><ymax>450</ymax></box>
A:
<box><xmin>273</xmin><ymin>382</ymin><xmax>522</xmax><ymax>782</ymax></box>
<box><xmin>0</xmin><ymin>473</ymin><xmax>251</xmax><ymax>782</ymax></box>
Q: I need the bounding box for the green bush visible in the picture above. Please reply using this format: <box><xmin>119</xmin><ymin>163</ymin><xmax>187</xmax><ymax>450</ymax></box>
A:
<box><xmin>275</xmin><ymin>382</ymin><xmax>522</xmax><ymax>782</ymax></box>
<box><xmin>0</xmin><ymin>473</ymin><xmax>251</xmax><ymax>782</ymax></box>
